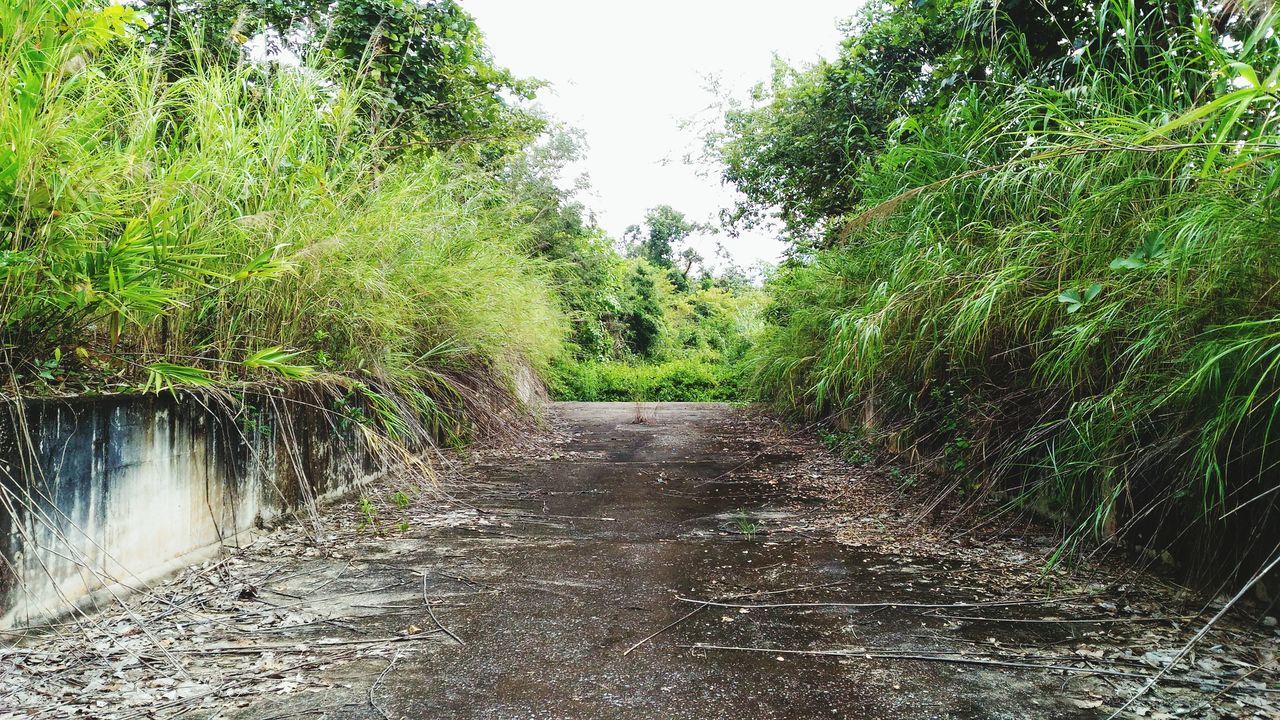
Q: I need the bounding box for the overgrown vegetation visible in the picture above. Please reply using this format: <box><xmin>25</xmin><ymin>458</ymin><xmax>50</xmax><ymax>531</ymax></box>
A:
<box><xmin>713</xmin><ymin>0</ymin><xmax>1280</xmax><ymax>583</ymax></box>
<box><xmin>0</xmin><ymin>0</ymin><xmax>761</xmax><ymax>450</ymax></box>
<box><xmin>29</xmin><ymin>0</ymin><xmax>1280</xmax><ymax>589</ymax></box>
<box><xmin>548</xmin><ymin>204</ymin><xmax>764</xmax><ymax>403</ymax></box>
<box><xmin>550</xmin><ymin>357</ymin><xmax>737</xmax><ymax>403</ymax></box>
<box><xmin>0</xmin><ymin>0</ymin><xmax>585</xmax><ymax>445</ymax></box>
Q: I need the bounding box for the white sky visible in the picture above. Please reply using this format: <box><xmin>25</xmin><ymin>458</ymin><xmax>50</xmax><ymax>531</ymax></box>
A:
<box><xmin>461</xmin><ymin>1</ymin><xmax>857</xmax><ymax>270</ymax></box>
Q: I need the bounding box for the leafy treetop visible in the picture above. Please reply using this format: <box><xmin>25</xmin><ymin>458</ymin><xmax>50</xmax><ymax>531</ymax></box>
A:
<box><xmin>138</xmin><ymin>0</ymin><xmax>541</xmax><ymax>154</ymax></box>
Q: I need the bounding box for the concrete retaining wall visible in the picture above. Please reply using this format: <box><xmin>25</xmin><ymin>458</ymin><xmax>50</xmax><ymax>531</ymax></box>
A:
<box><xmin>0</xmin><ymin>390</ymin><xmax>382</xmax><ymax>628</ymax></box>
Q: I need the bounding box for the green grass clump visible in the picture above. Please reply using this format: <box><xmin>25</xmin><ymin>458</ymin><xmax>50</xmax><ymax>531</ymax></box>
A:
<box><xmin>548</xmin><ymin>356</ymin><xmax>741</xmax><ymax>403</ymax></box>
<box><xmin>0</xmin><ymin>2</ymin><xmax>565</xmax><ymax>429</ymax></box>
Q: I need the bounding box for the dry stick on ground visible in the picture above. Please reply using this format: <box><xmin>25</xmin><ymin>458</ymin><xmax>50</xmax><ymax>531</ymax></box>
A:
<box><xmin>425</xmin><ymin>603</ymin><xmax>465</xmax><ymax>646</ymax></box>
<box><xmin>682</xmin><ymin>645</ymin><xmax>1280</xmax><ymax>695</ymax></box>
<box><xmin>369</xmin><ymin>649</ymin><xmax>401</xmax><ymax>720</ymax></box>
<box><xmin>257</xmin><ymin>581</ymin><xmax>407</xmax><ymax>610</ymax></box>
<box><xmin>1107</xmin><ymin>546</ymin><xmax>1280</xmax><ymax>718</ymax></box>
<box><xmin>423</xmin><ymin>573</ymin><xmax>465</xmax><ymax>645</ymax></box>
<box><xmin>623</xmin><ymin>580</ymin><xmax>855</xmax><ymax>656</ymax></box>
<box><xmin>675</xmin><ymin>594</ymin><xmax>1092</xmax><ymax>611</ymax></box>
<box><xmin>927</xmin><ymin>613</ymin><xmax>1200</xmax><ymax>624</ymax></box>
<box><xmin>179</xmin><ymin>633</ymin><xmax>444</xmax><ymax>655</ymax></box>
<box><xmin>1188</xmin><ymin>663</ymin><xmax>1277</xmax><ymax>715</ymax></box>
<box><xmin>622</xmin><ymin>602</ymin><xmax>710</xmax><ymax>656</ymax></box>
<box><xmin>304</xmin><ymin>559</ymin><xmax>353</xmax><ymax>595</ymax></box>
<box><xmin>257</xmin><ymin>701</ymin><xmax>363</xmax><ymax>720</ymax></box>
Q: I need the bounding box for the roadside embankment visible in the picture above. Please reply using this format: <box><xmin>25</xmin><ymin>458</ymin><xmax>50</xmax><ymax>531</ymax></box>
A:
<box><xmin>2</xmin><ymin>389</ymin><xmax>391</xmax><ymax>628</ymax></box>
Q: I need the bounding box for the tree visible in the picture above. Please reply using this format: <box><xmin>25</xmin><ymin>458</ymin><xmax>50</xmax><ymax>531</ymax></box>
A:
<box><xmin>138</xmin><ymin>0</ymin><xmax>541</xmax><ymax>151</ymax></box>
<box><xmin>624</xmin><ymin>205</ymin><xmax>705</xmax><ymax>269</ymax></box>
<box><xmin>675</xmin><ymin>247</ymin><xmax>704</xmax><ymax>283</ymax></box>
<box><xmin>624</xmin><ymin>205</ymin><xmax>713</xmax><ymax>293</ymax></box>
<box><xmin>502</xmin><ymin>127</ymin><xmax>632</xmax><ymax>360</ymax></box>
<box><xmin>709</xmin><ymin>0</ymin><xmax>1211</xmax><ymax>241</ymax></box>
<box><xmin>623</xmin><ymin>204</ymin><xmax>715</xmax><ymax>293</ymax></box>
<box><xmin>620</xmin><ymin>264</ymin><xmax>663</xmax><ymax>358</ymax></box>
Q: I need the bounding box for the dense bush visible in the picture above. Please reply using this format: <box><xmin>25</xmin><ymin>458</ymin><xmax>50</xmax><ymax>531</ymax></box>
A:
<box><xmin>0</xmin><ymin>0</ymin><xmax>568</xmax><ymax>441</ymax></box>
<box><xmin>550</xmin><ymin>252</ymin><xmax>765</xmax><ymax>402</ymax></box>
<box><xmin>716</xmin><ymin>0</ymin><xmax>1280</xmax><ymax>581</ymax></box>
<box><xmin>548</xmin><ymin>357</ymin><xmax>742</xmax><ymax>403</ymax></box>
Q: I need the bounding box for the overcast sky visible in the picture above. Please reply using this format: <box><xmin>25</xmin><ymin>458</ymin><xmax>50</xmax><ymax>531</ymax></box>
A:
<box><xmin>460</xmin><ymin>1</ymin><xmax>857</xmax><ymax>270</ymax></box>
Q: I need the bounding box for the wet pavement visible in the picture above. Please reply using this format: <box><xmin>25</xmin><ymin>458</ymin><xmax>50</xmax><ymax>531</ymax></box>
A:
<box><xmin>213</xmin><ymin>402</ymin><xmax>1100</xmax><ymax>719</ymax></box>
<box><xmin>13</xmin><ymin>401</ymin><xmax>1280</xmax><ymax>718</ymax></box>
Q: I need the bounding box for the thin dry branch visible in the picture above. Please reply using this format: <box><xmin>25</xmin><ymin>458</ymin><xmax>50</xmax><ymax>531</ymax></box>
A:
<box><xmin>684</xmin><ymin>644</ymin><xmax>1280</xmax><ymax>695</ymax></box>
<box><xmin>675</xmin><ymin>594</ymin><xmax>1090</xmax><ymax>611</ymax></box>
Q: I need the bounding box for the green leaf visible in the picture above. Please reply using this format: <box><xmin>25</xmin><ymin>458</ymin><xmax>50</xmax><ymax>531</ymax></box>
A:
<box><xmin>232</xmin><ymin>244</ymin><xmax>291</xmax><ymax>281</ymax></box>
<box><xmin>1058</xmin><ymin>286</ymin><xmax>1097</xmax><ymax>314</ymax></box>
<box><xmin>143</xmin><ymin>363</ymin><xmax>214</xmax><ymax>396</ymax></box>
<box><xmin>244</xmin><ymin>346</ymin><xmax>314</xmax><ymax>379</ymax></box>
<box><xmin>1229</xmin><ymin>62</ymin><xmax>1260</xmax><ymax>89</ymax></box>
<box><xmin>1110</xmin><ymin>257</ymin><xmax>1146</xmax><ymax>270</ymax></box>
<box><xmin>1137</xmin><ymin>87</ymin><xmax>1258</xmax><ymax>142</ymax></box>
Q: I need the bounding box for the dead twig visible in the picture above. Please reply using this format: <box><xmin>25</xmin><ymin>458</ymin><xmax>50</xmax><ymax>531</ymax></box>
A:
<box><xmin>178</xmin><ymin>633</ymin><xmax>442</xmax><ymax>655</ymax></box>
<box><xmin>675</xmin><ymin>594</ymin><xmax>1090</xmax><ymax>611</ymax></box>
<box><xmin>425</xmin><ymin>603</ymin><xmax>465</xmax><ymax>646</ymax></box>
<box><xmin>369</xmin><ymin>649</ymin><xmax>400</xmax><ymax>720</ymax></box>
<box><xmin>622</xmin><ymin>602</ymin><xmax>710</xmax><ymax>656</ymax></box>
<box><xmin>928</xmin><ymin>613</ymin><xmax>1199</xmax><ymax>625</ymax></box>
<box><xmin>306</xmin><ymin>560</ymin><xmax>353</xmax><ymax>595</ymax></box>
<box><xmin>623</xmin><ymin>580</ymin><xmax>854</xmax><ymax>656</ymax></box>
<box><xmin>423</xmin><ymin>573</ymin><xmax>465</xmax><ymax>646</ymax></box>
<box><xmin>683</xmin><ymin>644</ymin><xmax>1280</xmax><ymax>695</ymax></box>
<box><xmin>1107</xmin><ymin>546</ymin><xmax>1280</xmax><ymax>718</ymax></box>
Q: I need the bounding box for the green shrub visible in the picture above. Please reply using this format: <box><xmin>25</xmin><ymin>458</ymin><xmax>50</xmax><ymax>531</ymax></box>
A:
<box><xmin>724</xmin><ymin>1</ymin><xmax>1280</xmax><ymax>580</ymax></box>
<box><xmin>0</xmin><ymin>1</ymin><xmax>565</xmax><ymax>404</ymax></box>
<box><xmin>549</xmin><ymin>357</ymin><xmax>741</xmax><ymax>402</ymax></box>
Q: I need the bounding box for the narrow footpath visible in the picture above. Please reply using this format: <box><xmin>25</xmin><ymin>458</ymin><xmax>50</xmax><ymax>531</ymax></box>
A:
<box><xmin>5</xmin><ymin>403</ymin><xmax>1277</xmax><ymax>719</ymax></box>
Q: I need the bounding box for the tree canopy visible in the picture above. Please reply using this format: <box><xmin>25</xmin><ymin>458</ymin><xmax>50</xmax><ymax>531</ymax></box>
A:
<box><xmin>709</xmin><ymin>0</ymin><xmax>1233</xmax><ymax>241</ymax></box>
<box><xmin>139</xmin><ymin>0</ymin><xmax>541</xmax><ymax>152</ymax></box>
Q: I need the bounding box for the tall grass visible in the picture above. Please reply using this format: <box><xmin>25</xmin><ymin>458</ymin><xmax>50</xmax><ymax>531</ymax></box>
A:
<box><xmin>1</xmin><ymin>1</ymin><xmax>565</xmax><ymax>433</ymax></box>
<box><xmin>752</xmin><ymin>4</ymin><xmax>1280</xmax><ymax>580</ymax></box>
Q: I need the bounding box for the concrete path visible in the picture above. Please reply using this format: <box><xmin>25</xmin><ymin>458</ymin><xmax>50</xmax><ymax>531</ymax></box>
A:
<box><xmin>228</xmin><ymin>402</ymin><xmax>1093</xmax><ymax>720</ymax></box>
<box><xmin>14</xmin><ymin>402</ymin><xmax>1277</xmax><ymax>718</ymax></box>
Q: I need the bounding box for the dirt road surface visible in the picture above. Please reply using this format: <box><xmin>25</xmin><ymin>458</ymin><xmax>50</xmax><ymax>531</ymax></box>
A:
<box><xmin>7</xmin><ymin>403</ymin><xmax>1278</xmax><ymax>719</ymax></box>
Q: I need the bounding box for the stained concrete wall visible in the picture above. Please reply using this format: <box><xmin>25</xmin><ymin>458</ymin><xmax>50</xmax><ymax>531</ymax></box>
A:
<box><xmin>0</xmin><ymin>391</ymin><xmax>382</xmax><ymax>628</ymax></box>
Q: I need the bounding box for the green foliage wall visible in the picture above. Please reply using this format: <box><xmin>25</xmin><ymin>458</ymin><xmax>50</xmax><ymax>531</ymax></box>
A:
<box><xmin>0</xmin><ymin>0</ymin><xmax>567</xmax><ymax>424</ymax></box>
<box><xmin>548</xmin><ymin>255</ymin><xmax>765</xmax><ymax>403</ymax></box>
<box><xmin>549</xmin><ymin>357</ymin><xmax>741</xmax><ymax>403</ymax></box>
<box><xmin>715</xmin><ymin>0</ymin><xmax>1280</xmax><ymax>581</ymax></box>
<box><xmin>137</xmin><ymin>0</ymin><xmax>542</xmax><ymax>153</ymax></box>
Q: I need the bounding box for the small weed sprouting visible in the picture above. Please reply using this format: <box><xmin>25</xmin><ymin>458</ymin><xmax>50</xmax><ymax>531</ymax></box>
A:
<box><xmin>631</xmin><ymin>401</ymin><xmax>657</xmax><ymax>425</ymax></box>
<box><xmin>732</xmin><ymin>509</ymin><xmax>759</xmax><ymax>541</ymax></box>
<box><xmin>33</xmin><ymin>348</ymin><xmax>62</xmax><ymax>384</ymax></box>
<box><xmin>238</xmin><ymin>401</ymin><xmax>272</xmax><ymax>440</ymax></box>
<box><xmin>356</xmin><ymin>496</ymin><xmax>377</xmax><ymax>531</ymax></box>
<box><xmin>397</xmin><ymin>521</ymin><xmax>410</xmax><ymax>533</ymax></box>
<box><xmin>888</xmin><ymin>466</ymin><xmax>918</xmax><ymax>490</ymax></box>
<box><xmin>944</xmin><ymin>436</ymin><xmax>972</xmax><ymax>472</ymax></box>
<box><xmin>392</xmin><ymin>490</ymin><xmax>411</xmax><ymax>509</ymax></box>
<box><xmin>820</xmin><ymin>428</ymin><xmax>872</xmax><ymax>466</ymax></box>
